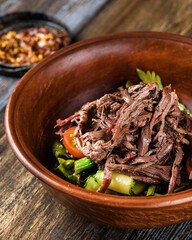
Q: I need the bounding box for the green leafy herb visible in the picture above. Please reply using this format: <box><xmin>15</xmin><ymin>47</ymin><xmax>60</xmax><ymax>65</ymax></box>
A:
<box><xmin>136</xmin><ymin>68</ymin><xmax>163</xmax><ymax>88</ymax></box>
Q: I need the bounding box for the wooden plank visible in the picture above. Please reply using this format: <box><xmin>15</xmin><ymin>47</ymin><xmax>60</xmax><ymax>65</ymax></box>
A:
<box><xmin>132</xmin><ymin>220</ymin><xmax>192</xmax><ymax>240</ymax></box>
<box><xmin>0</xmin><ymin>78</ymin><xmax>19</xmax><ymax>109</ymax></box>
<box><xmin>0</xmin><ymin>0</ymin><xmax>110</xmax><ymax>111</ymax></box>
<box><xmin>78</xmin><ymin>0</ymin><xmax>192</xmax><ymax>40</ymax></box>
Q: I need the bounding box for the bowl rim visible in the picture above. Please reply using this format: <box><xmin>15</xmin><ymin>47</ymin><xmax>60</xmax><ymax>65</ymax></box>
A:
<box><xmin>5</xmin><ymin>31</ymin><xmax>192</xmax><ymax>208</ymax></box>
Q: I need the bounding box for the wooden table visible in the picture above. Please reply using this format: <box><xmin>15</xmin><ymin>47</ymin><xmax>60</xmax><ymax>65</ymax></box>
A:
<box><xmin>0</xmin><ymin>0</ymin><xmax>192</xmax><ymax>239</ymax></box>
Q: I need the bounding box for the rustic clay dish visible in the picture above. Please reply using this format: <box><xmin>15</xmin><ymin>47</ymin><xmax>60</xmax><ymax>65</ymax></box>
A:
<box><xmin>5</xmin><ymin>32</ymin><xmax>192</xmax><ymax>229</ymax></box>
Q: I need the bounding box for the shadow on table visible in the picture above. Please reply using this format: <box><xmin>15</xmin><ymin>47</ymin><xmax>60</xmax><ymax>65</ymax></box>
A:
<box><xmin>50</xmin><ymin>203</ymin><xmax>192</xmax><ymax>240</ymax></box>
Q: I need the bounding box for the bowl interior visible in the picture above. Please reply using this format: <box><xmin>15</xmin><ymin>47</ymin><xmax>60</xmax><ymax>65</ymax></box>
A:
<box><xmin>6</xmin><ymin>32</ymin><xmax>192</xmax><ymax>191</ymax></box>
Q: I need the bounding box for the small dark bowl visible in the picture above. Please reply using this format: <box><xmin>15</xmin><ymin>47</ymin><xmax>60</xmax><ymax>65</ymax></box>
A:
<box><xmin>0</xmin><ymin>12</ymin><xmax>71</xmax><ymax>77</ymax></box>
<box><xmin>5</xmin><ymin>32</ymin><xmax>192</xmax><ymax>229</ymax></box>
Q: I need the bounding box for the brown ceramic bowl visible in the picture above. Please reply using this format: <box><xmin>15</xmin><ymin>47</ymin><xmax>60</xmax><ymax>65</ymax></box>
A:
<box><xmin>5</xmin><ymin>32</ymin><xmax>192</xmax><ymax>229</ymax></box>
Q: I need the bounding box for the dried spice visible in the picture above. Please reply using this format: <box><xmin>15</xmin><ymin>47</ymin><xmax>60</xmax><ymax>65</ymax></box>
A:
<box><xmin>0</xmin><ymin>27</ymin><xmax>69</xmax><ymax>66</ymax></box>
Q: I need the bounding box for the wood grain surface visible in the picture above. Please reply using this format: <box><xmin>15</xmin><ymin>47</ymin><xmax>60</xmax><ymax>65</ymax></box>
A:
<box><xmin>0</xmin><ymin>0</ymin><xmax>192</xmax><ymax>239</ymax></box>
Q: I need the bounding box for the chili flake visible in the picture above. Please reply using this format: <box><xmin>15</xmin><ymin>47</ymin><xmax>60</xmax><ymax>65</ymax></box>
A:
<box><xmin>0</xmin><ymin>27</ymin><xmax>69</xmax><ymax>66</ymax></box>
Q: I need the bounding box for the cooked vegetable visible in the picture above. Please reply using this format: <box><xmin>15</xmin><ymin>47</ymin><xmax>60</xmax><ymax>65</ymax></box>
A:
<box><xmin>52</xmin><ymin>143</ymin><xmax>77</xmax><ymax>183</ymax></box>
<box><xmin>75</xmin><ymin>157</ymin><xmax>96</xmax><ymax>175</ymax></box>
<box><xmin>84</xmin><ymin>175</ymin><xmax>119</xmax><ymax>195</ymax></box>
<box><xmin>132</xmin><ymin>181</ymin><xmax>147</xmax><ymax>195</ymax></box>
<box><xmin>84</xmin><ymin>175</ymin><xmax>100</xmax><ymax>191</ymax></box>
<box><xmin>62</xmin><ymin>159</ymin><xmax>75</xmax><ymax>170</ymax></box>
<box><xmin>146</xmin><ymin>185</ymin><xmax>156</xmax><ymax>196</ymax></box>
<box><xmin>52</xmin><ymin>140</ymin><xmax>72</xmax><ymax>159</ymax></box>
<box><xmin>63</xmin><ymin>126</ymin><xmax>85</xmax><ymax>158</ymax></box>
<box><xmin>95</xmin><ymin>170</ymin><xmax>146</xmax><ymax>195</ymax></box>
<box><xmin>54</xmin><ymin>163</ymin><xmax>77</xmax><ymax>184</ymax></box>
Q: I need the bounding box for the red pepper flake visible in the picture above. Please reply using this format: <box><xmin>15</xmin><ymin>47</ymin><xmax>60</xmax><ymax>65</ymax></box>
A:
<box><xmin>0</xmin><ymin>27</ymin><xmax>69</xmax><ymax>66</ymax></box>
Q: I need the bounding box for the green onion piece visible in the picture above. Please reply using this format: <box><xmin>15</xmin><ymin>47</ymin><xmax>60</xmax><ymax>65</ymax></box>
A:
<box><xmin>74</xmin><ymin>157</ymin><xmax>95</xmax><ymax>175</ymax></box>
<box><xmin>52</xmin><ymin>140</ymin><xmax>72</xmax><ymax>159</ymax></box>
<box><xmin>146</xmin><ymin>184</ymin><xmax>156</xmax><ymax>196</ymax></box>
<box><xmin>63</xmin><ymin>160</ymin><xmax>75</xmax><ymax>170</ymax></box>
<box><xmin>57</xmin><ymin>157</ymin><xmax>65</xmax><ymax>165</ymax></box>
<box><xmin>68</xmin><ymin>174</ymin><xmax>78</xmax><ymax>184</ymax></box>
<box><xmin>57</xmin><ymin>158</ymin><xmax>74</xmax><ymax>170</ymax></box>
<box><xmin>54</xmin><ymin>164</ymin><xmax>77</xmax><ymax>184</ymax></box>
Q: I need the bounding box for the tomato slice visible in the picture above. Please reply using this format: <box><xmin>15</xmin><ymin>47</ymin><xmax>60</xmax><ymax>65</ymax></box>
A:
<box><xmin>63</xmin><ymin>126</ymin><xmax>84</xmax><ymax>158</ymax></box>
<box><xmin>186</xmin><ymin>153</ymin><xmax>192</xmax><ymax>179</ymax></box>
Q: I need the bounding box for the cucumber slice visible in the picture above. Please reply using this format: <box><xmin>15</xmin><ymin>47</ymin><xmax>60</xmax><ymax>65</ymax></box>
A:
<box><xmin>95</xmin><ymin>170</ymin><xmax>146</xmax><ymax>195</ymax></box>
<box><xmin>95</xmin><ymin>170</ymin><xmax>134</xmax><ymax>195</ymax></box>
<box><xmin>84</xmin><ymin>175</ymin><xmax>119</xmax><ymax>195</ymax></box>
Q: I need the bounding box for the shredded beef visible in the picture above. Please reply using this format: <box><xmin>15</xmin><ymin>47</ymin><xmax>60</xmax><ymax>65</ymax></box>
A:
<box><xmin>56</xmin><ymin>82</ymin><xmax>192</xmax><ymax>193</ymax></box>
